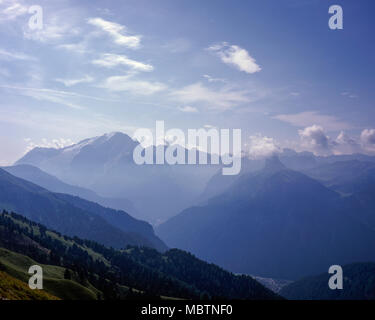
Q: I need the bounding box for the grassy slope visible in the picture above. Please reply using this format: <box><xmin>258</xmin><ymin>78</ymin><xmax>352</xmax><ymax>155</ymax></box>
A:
<box><xmin>5</xmin><ymin>215</ymin><xmax>111</xmax><ymax>266</ymax></box>
<box><xmin>0</xmin><ymin>248</ymin><xmax>98</xmax><ymax>300</ymax></box>
<box><xmin>0</xmin><ymin>211</ymin><xmax>279</xmax><ymax>300</ymax></box>
<box><xmin>0</xmin><ymin>270</ymin><xmax>59</xmax><ymax>300</ymax></box>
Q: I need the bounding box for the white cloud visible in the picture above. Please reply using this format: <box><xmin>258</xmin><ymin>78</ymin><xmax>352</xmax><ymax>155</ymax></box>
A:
<box><xmin>100</xmin><ymin>75</ymin><xmax>167</xmax><ymax>95</ymax></box>
<box><xmin>0</xmin><ymin>84</ymin><xmax>115</xmax><ymax>101</ymax></box>
<box><xmin>169</xmin><ymin>82</ymin><xmax>250</xmax><ymax>110</ymax></box>
<box><xmin>55</xmin><ymin>75</ymin><xmax>94</xmax><ymax>87</ymax></box>
<box><xmin>361</xmin><ymin>129</ymin><xmax>375</xmax><ymax>152</ymax></box>
<box><xmin>92</xmin><ymin>53</ymin><xmax>153</xmax><ymax>72</ymax></box>
<box><xmin>0</xmin><ymin>107</ymin><xmax>137</xmax><ymax>142</ymax></box>
<box><xmin>178</xmin><ymin>105</ymin><xmax>198</xmax><ymax>113</ymax></box>
<box><xmin>334</xmin><ymin>131</ymin><xmax>361</xmax><ymax>155</ymax></box>
<box><xmin>0</xmin><ymin>48</ymin><xmax>35</xmax><ymax>60</ymax></box>
<box><xmin>24</xmin><ymin>137</ymin><xmax>74</xmax><ymax>153</ymax></box>
<box><xmin>274</xmin><ymin>111</ymin><xmax>352</xmax><ymax>131</ymax></box>
<box><xmin>24</xmin><ymin>90</ymin><xmax>85</xmax><ymax>110</ymax></box>
<box><xmin>299</xmin><ymin>125</ymin><xmax>331</xmax><ymax>155</ymax></box>
<box><xmin>361</xmin><ymin>129</ymin><xmax>375</xmax><ymax>145</ymax></box>
<box><xmin>297</xmin><ymin>126</ymin><xmax>371</xmax><ymax>156</ymax></box>
<box><xmin>208</xmin><ymin>42</ymin><xmax>261</xmax><ymax>74</ymax></box>
<box><xmin>0</xmin><ymin>1</ymin><xmax>28</xmax><ymax>21</ymax></box>
<box><xmin>0</xmin><ymin>85</ymin><xmax>116</xmax><ymax>110</ymax></box>
<box><xmin>87</xmin><ymin>17</ymin><xmax>141</xmax><ymax>48</ymax></box>
<box><xmin>23</xmin><ymin>17</ymin><xmax>80</xmax><ymax>43</ymax></box>
<box><xmin>245</xmin><ymin>134</ymin><xmax>280</xmax><ymax>159</ymax></box>
<box><xmin>203</xmin><ymin>74</ymin><xmax>226</xmax><ymax>83</ymax></box>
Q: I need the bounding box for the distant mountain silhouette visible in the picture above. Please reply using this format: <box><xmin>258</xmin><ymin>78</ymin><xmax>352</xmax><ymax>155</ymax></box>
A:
<box><xmin>301</xmin><ymin>160</ymin><xmax>375</xmax><ymax>230</ymax></box>
<box><xmin>16</xmin><ymin>132</ymin><xmax>375</xmax><ymax>226</ymax></box>
<box><xmin>157</xmin><ymin>156</ymin><xmax>375</xmax><ymax>279</ymax></box>
<box><xmin>263</xmin><ymin>154</ymin><xmax>286</xmax><ymax>172</ymax></box>
<box><xmin>0</xmin><ymin>168</ymin><xmax>166</xmax><ymax>251</ymax></box>
<box><xmin>3</xmin><ymin>164</ymin><xmax>138</xmax><ymax>216</ymax></box>
<box><xmin>198</xmin><ymin>150</ymin><xmax>366</xmax><ymax>204</ymax></box>
<box><xmin>15</xmin><ymin>132</ymin><xmax>220</xmax><ymax>224</ymax></box>
<box><xmin>303</xmin><ymin>160</ymin><xmax>375</xmax><ymax>194</ymax></box>
<box><xmin>16</xmin><ymin>132</ymin><xmax>137</xmax><ymax>173</ymax></box>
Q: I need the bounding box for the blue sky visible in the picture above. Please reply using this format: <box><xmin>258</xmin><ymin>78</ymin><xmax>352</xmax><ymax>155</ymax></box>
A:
<box><xmin>0</xmin><ymin>0</ymin><xmax>375</xmax><ymax>164</ymax></box>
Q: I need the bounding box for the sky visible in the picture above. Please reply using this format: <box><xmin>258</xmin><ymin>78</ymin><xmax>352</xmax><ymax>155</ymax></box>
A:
<box><xmin>0</xmin><ymin>0</ymin><xmax>375</xmax><ymax>165</ymax></box>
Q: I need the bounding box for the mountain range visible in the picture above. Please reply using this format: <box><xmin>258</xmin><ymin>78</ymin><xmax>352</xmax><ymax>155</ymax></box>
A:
<box><xmin>16</xmin><ymin>132</ymin><xmax>375</xmax><ymax>226</ymax></box>
<box><xmin>0</xmin><ymin>168</ymin><xmax>166</xmax><ymax>251</ymax></box>
<box><xmin>157</xmin><ymin>156</ymin><xmax>375</xmax><ymax>280</ymax></box>
<box><xmin>10</xmin><ymin>131</ymin><xmax>375</xmax><ymax>288</ymax></box>
<box><xmin>3</xmin><ymin>164</ymin><xmax>138</xmax><ymax>215</ymax></box>
<box><xmin>16</xmin><ymin>132</ymin><xmax>220</xmax><ymax>224</ymax></box>
<box><xmin>0</xmin><ymin>210</ymin><xmax>279</xmax><ymax>300</ymax></box>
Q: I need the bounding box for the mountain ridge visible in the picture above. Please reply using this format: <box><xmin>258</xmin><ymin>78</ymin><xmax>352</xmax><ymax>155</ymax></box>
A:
<box><xmin>157</xmin><ymin>156</ymin><xmax>375</xmax><ymax>279</ymax></box>
<box><xmin>3</xmin><ymin>164</ymin><xmax>138</xmax><ymax>216</ymax></box>
<box><xmin>0</xmin><ymin>210</ymin><xmax>280</xmax><ymax>300</ymax></box>
<box><xmin>0</xmin><ymin>168</ymin><xmax>166</xmax><ymax>251</ymax></box>
<box><xmin>15</xmin><ymin>132</ymin><xmax>220</xmax><ymax>224</ymax></box>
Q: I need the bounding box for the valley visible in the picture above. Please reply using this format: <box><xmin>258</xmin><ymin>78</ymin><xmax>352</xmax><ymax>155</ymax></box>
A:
<box><xmin>0</xmin><ymin>131</ymin><xmax>374</xmax><ymax>302</ymax></box>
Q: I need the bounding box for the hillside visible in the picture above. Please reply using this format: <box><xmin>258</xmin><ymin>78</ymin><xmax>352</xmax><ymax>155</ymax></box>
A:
<box><xmin>280</xmin><ymin>263</ymin><xmax>375</xmax><ymax>300</ymax></box>
<box><xmin>0</xmin><ymin>210</ymin><xmax>279</xmax><ymax>300</ymax></box>
<box><xmin>0</xmin><ymin>248</ymin><xmax>98</xmax><ymax>300</ymax></box>
<box><xmin>0</xmin><ymin>168</ymin><xmax>166</xmax><ymax>251</ymax></box>
<box><xmin>0</xmin><ymin>270</ymin><xmax>59</xmax><ymax>300</ymax></box>
<box><xmin>3</xmin><ymin>164</ymin><xmax>138</xmax><ymax>216</ymax></box>
<box><xmin>158</xmin><ymin>157</ymin><xmax>375</xmax><ymax>280</ymax></box>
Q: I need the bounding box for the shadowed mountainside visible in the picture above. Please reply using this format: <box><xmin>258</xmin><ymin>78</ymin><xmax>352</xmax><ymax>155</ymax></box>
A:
<box><xmin>0</xmin><ymin>168</ymin><xmax>166</xmax><ymax>251</ymax></box>
<box><xmin>158</xmin><ymin>156</ymin><xmax>375</xmax><ymax>280</ymax></box>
